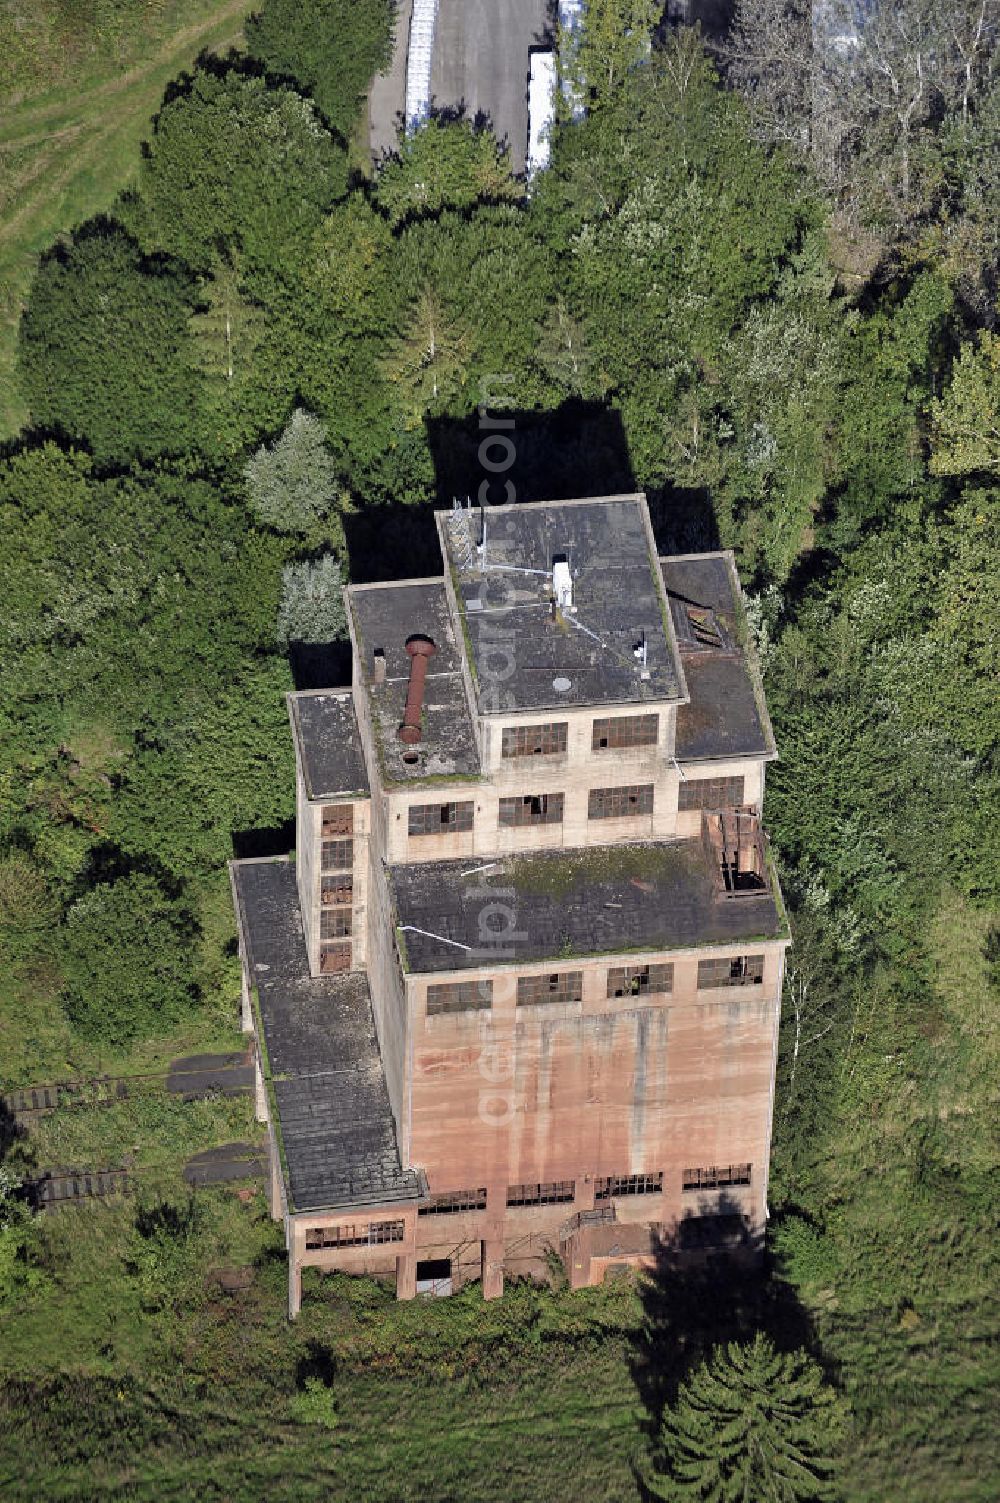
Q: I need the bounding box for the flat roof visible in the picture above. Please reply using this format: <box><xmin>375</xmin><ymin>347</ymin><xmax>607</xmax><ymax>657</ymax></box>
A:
<box><xmin>230</xmin><ymin>858</ymin><xmax>420</xmax><ymax>1214</ymax></box>
<box><xmin>287</xmin><ymin>690</ymin><xmax>369</xmax><ymax>800</ymax></box>
<box><xmin>348</xmin><ymin>579</ymin><xmax>481</xmax><ymax>785</ymax></box>
<box><xmin>660</xmin><ymin>554</ymin><xmax>775</xmax><ymax>764</ymax></box>
<box><xmin>390</xmin><ymin>841</ymin><xmax>786</xmax><ymax>974</ymax></box>
<box><xmin>440</xmin><ymin>496</ymin><xmax>684</xmax><ymax>713</ymax></box>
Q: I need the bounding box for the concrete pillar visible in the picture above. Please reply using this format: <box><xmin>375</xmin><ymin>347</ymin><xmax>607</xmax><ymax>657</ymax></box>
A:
<box><xmin>268</xmin><ymin>1137</ymin><xmax>282</xmax><ymax>1222</ymax></box>
<box><xmin>481</xmin><ymin>1238</ymin><xmax>504</xmax><ymax>1300</ymax></box>
<box><xmin>254</xmin><ymin>1052</ymin><xmax>268</xmax><ymax>1126</ymax></box>
<box><xmin>395</xmin><ymin>1252</ymin><xmax>416</xmax><ymax>1300</ymax></box>
<box><xmin>288</xmin><ymin>1258</ymin><xmax>301</xmax><ymax>1320</ymax></box>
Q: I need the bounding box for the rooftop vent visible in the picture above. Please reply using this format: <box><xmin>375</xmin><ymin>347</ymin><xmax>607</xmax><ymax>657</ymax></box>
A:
<box><xmin>552</xmin><ymin>555</ymin><xmax>574</xmax><ymax>613</ymax></box>
<box><xmin>398</xmin><ymin>635</ymin><xmax>436</xmax><ymax>745</ymax></box>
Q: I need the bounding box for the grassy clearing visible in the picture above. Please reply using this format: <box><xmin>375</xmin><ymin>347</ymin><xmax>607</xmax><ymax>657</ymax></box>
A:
<box><xmin>0</xmin><ymin>0</ymin><xmax>251</xmax><ymax>437</ymax></box>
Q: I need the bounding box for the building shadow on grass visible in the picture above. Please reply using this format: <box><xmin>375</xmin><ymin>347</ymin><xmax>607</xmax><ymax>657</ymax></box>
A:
<box><xmin>630</xmin><ymin>1196</ymin><xmax>818</xmax><ymax>1455</ymax></box>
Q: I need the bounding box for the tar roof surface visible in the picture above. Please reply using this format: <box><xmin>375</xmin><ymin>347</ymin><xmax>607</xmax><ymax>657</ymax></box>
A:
<box><xmin>287</xmin><ymin>691</ymin><xmax>369</xmax><ymax>800</ymax></box>
<box><xmin>441</xmin><ymin>497</ymin><xmax>683</xmax><ymax>712</ymax></box>
<box><xmin>349</xmin><ymin>579</ymin><xmax>481</xmax><ymax>784</ymax></box>
<box><xmin>660</xmin><ymin>555</ymin><xmax>775</xmax><ymax>763</ymax></box>
<box><xmin>230</xmin><ymin>858</ymin><xmax>419</xmax><ymax>1213</ymax></box>
<box><xmin>391</xmin><ymin>841</ymin><xmax>785</xmax><ymax>974</ymax></box>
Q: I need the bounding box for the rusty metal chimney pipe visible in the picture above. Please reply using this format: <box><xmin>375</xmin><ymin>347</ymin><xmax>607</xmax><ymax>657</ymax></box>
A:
<box><xmin>398</xmin><ymin>635</ymin><xmax>436</xmax><ymax>744</ymax></box>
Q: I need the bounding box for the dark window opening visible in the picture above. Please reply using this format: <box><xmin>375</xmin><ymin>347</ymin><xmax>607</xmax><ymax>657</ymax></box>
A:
<box><xmin>320</xmin><ymin>942</ymin><xmax>351</xmax><ymax>974</ymax></box>
<box><xmin>320</xmin><ymin>908</ymin><xmax>352</xmax><ymax>940</ymax></box>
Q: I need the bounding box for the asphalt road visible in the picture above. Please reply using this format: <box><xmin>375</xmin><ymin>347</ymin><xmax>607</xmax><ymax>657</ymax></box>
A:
<box><xmin>369</xmin><ymin>0</ymin><xmax>551</xmax><ymax>174</ymax></box>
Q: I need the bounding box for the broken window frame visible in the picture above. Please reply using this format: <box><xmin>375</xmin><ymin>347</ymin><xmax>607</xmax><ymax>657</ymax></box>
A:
<box><xmin>304</xmin><ymin>1220</ymin><xmax>405</xmax><ymax>1250</ymax></box>
<box><xmin>321</xmin><ymin>838</ymin><xmax>353</xmax><ymax>871</ymax></box>
<box><xmin>498</xmin><ymin>791</ymin><xmax>565</xmax><ymax>827</ymax></box>
<box><xmin>501</xmin><ymin>723</ymin><xmax>568</xmax><ymax>758</ymax></box>
<box><xmin>606</xmin><ymin>962</ymin><xmax>673</xmax><ymax>999</ymax></box>
<box><xmin>516</xmin><ymin>971</ymin><xmax>583</xmax><ymax>1006</ymax></box>
<box><xmin>425</xmin><ymin>979</ymin><xmax>493</xmax><ymax>1016</ymax></box>
<box><xmin>321</xmin><ymin>804</ymin><xmax>353</xmax><ymax>837</ymax></box>
<box><xmin>592</xmin><ymin>714</ymin><xmax>659</xmax><ymax>751</ymax></box>
<box><xmin>418</xmin><ymin>1188</ymin><xmax>488</xmax><ymax>1216</ymax></box>
<box><xmin>594</xmin><ymin>1172</ymin><xmax>664</xmax><ymax>1201</ymax></box>
<box><xmin>697</xmin><ymin>954</ymin><xmax>765</xmax><ymax>989</ymax></box>
<box><xmin>320</xmin><ymin>908</ymin><xmax>352</xmax><ymax>940</ymax></box>
<box><xmin>677</xmin><ymin>775</ymin><xmax>746</xmax><ymax>812</ymax></box>
<box><xmin>408</xmin><ymin>801</ymin><xmax>475</xmax><ymax>836</ymax></box>
<box><xmin>682</xmin><ymin>1164</ymin><xmax>752</xmax><ymax>1192</ymax></box>
<box><xmin>506</xmin><ymin>1180</ymin><xmax>576</xmax><ymax>1207</ymax></box>
<box><xmin>588</xmin><ymin>783</ymin><xmax>655</xmax><ymax>819</ymax></box>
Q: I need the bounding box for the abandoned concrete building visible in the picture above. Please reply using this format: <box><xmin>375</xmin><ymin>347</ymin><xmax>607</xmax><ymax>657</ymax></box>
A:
<box><xmin>229</xmin><ymin>493</ymin><xmax>788</xmax><ymax>1316</ymax></box>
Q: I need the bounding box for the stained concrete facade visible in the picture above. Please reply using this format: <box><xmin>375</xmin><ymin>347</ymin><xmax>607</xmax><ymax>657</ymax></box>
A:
<box><xmin>230</xmin><ymin>494</ymin><xmax>787</xmax><ymax>1316</ymax></box>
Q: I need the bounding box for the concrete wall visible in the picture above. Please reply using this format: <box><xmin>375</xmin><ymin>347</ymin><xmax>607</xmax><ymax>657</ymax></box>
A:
<box><xmin>403</xmin><ymin>944</ymin><xmax>783</xmax><ymax>1246</ymax></box>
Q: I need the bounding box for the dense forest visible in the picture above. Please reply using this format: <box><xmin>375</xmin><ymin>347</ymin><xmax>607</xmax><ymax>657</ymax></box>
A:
<box><xmin>1</xmin><ymin>1</ymin><xmax>997</xmax><ymax>1499</ymax></box>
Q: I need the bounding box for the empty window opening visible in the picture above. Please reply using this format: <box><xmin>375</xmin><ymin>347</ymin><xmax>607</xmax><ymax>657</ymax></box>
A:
<box><xmin>588</xmin><ymin>784</ymin><xmax>654</xmax><ymax>819</ymax></box>
<box><xmin>517</xmin><ymin>972</ymin><xmax>583</xmax><ymax>1006</ymax></box>
<box><xmin>506</xmin><ymin>1180</ymin><xmax>575</xmax><ymax>1207</ymax></box>
<box><xmin>418</xmin><ymin>1188</ymin><xmax>488</xmax><ymax>1216</ymax></box>
<box><xmin>682</xmin><ymin>1164</ymin><xmax>752</xmax><ymax>1192</ymax></box>
<box><xmin>502</xmin><ymin>723</ymin><xmax>568</xmax><ymax>758</ymax></box>
<box><xmin>426</xmin><ymin>980</ymin><xmax>493</xmax><ymax>1016</ymax></box>
<box><xmin>592</xmin><ymin>714</ymin><xmax>659</xmax><ymax>751</ymax></box>
<box><xmin>702</xmin><ymin>809</ymin><xmax>767</xmax><ymax>894</ymax></box>
<box><xmin>409</xmin><ymin>801</ymin><xmax>474</xmax><ymax>836</ymax></box>
<box><xmin>594</xmin><ymin>1172</ymin><xmax>663</xmax><ymax>1201</ymax></box>
<box><xmin>607</xmin><ymin>963</ymin><xmax>673</xmax><ymax>999</ymax></box>
<box><xmin>499</xmin><ymin>792</ymin><xmax>564</xmax><ymax>827</ymax></box>
<box><xmin>415</xmin><ymin>1258</ymin><xmax>453</xmax><ymax>1296</ymax></box>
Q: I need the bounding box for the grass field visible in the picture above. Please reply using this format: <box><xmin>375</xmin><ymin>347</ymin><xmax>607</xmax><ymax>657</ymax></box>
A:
<box><xmin>0</xmin><ymin>0</ymin><xmax>251</xmax><ymax>438</ymax></box>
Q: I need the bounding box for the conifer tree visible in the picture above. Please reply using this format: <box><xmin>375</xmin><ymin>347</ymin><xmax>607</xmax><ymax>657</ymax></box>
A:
<box><xmin>650</xmin><ymin>1333</ymin><xmax>843</xmax><ymax>1503</ymax></box>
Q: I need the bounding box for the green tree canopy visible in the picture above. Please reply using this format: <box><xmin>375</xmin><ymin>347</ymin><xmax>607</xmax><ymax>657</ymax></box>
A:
<box><xmin>651</xmin><ymin>1333</ymin><xmax>844</xmax><ymax>1502</ymax></box>
<box><xmin>60</xmin><ymin>874</ymin><xmax>200</xmax><ymax>1047</ymax></box>
<box><xmin>135</xmin><ymin>70</ymin><xmax>347</xmax><ymax>283</ymax></box>
<box><xmin>929</xmin><ymin>331</ymin><xmax>1000</xmax><ymax>477</ymax></box>
<box><xmin>245</xmin><ymin>0</ymin><xmax>394</xmax><ymax>140</ymax></box>
<box><xmin>373</xmin><ymin>118</ymin><xmax>522</xmax><ymax>228</ymax></box>
<box><xmin>18</xmin><ymin>221</ymin><xmax>199</xmax><ymax>463</ymax></box>
<box><xmin>244</xmin><ymin>409</ymin><xmax>342</xmax><ymax>534</ymax></box>
<box><xmin>275</xmin><ymin>555</ymin><xmax>347</xmax><ymax>647</ymax></box>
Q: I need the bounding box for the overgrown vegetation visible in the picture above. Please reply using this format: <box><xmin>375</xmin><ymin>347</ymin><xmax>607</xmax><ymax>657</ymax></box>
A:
<box><xmin>2</xmin><ymin>1</ymin><xmax>998</xmax><ymax>1499</ymax></box>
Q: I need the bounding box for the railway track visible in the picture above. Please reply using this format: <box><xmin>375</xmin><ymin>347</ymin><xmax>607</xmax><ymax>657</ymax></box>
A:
<box><xmin>32</xmin><ymin>1166</ymin><xmax>131</xmax><ymax>1208</ymax></box>
<box><xmin>3</xmin><ymin>1053</ymin><xmax>253</xmax><ymax>1124</ymax></box>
